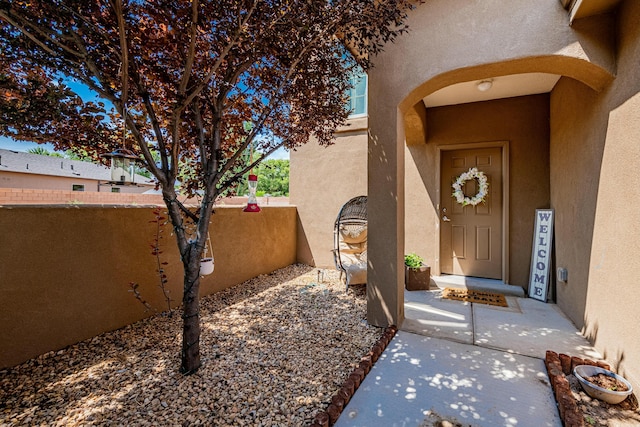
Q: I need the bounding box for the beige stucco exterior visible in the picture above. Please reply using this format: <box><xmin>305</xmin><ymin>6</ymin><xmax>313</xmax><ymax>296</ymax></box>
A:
<box><xmin>0</xmin><ymin>205</ymin><xmax>297</xmax><ymax>368</ymax></box>
<box><xmin>290</xmin><ymin>117</ymin><xmax>368</xmax><ymax>267</ymax></box>
<box><xmin>550</xmin><ymin>0</ymin><xmax>640</xmax><ymax>391</ymax></box>
<box><xmin>290</xmin><ymin>0</ymin><xmax>640</xmax><ymax>391</ymax></box>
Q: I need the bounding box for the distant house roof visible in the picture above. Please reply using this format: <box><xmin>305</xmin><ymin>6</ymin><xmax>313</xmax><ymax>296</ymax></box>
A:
<box><xmin>0</xmin><ymin>148</ymin><xmax>154</xmax><ymax>185</ymax></box>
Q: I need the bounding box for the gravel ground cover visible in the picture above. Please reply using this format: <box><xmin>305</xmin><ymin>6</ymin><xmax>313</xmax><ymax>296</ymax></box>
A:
<box><xmin>0</xmin><ymin>264</ymin><xmax>381</xmax><ymax>426</ymax></box>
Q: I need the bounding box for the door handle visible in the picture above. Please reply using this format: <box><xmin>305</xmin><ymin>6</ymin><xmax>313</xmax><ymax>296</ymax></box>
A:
<box><xmin>441</xmin><ymin>207</ymin><xmax>450</xmax><ymax>222</ymax></box>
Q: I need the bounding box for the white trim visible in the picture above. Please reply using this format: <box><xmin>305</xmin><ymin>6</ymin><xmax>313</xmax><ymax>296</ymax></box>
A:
<box><xmin>347</xmin><ymin>71</ymin><xmax>368</xmax><ymax>118</ymax></box>
<box><xmin>435</xmin><ymin>141</ymin><xmax>510</xmax><ymax>283</ymax></box>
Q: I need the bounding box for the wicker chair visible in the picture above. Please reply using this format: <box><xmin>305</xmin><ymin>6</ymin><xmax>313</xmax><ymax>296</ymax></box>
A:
<box><xmin>332</xmin><ymin>195</ymin><xmax>367</xmax><ymax>291</ymax></box>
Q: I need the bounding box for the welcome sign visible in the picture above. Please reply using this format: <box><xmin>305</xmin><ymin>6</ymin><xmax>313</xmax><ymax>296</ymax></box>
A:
<box><xmin>528</xmin><ymin>209</ymin><xmax>554</xmax><ymax>302</ymax></box>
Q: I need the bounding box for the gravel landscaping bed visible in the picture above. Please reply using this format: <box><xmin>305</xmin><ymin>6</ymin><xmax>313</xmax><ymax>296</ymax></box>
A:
<box><xmin>0</xmin><ymin>264</ymin><xmax>382</xmax><ymax>426</ymax></box>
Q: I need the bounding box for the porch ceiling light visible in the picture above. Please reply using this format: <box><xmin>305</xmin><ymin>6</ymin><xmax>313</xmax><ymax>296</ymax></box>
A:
<box><xmin>476</xmin><ymin>79</ymin><xmax>493</xmax><ymax>92</ymax></box>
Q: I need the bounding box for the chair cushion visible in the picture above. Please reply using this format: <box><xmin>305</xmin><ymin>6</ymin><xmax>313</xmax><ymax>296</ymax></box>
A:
<box><xmin>345</xmin><ymin>261</ymin><xmax>367</xmax><ymax>285</ymax></box>
<box><xmin>340</xmin><ymin>226</ymin><xmax>367</xmax><ymax>244</ymax></box>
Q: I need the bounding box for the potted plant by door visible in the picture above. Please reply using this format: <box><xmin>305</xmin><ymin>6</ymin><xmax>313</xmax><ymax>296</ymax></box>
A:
<box><xmin>405</xmin><ymin>253</ymin><xmax>431</xmax><ymax>291</ymax></box>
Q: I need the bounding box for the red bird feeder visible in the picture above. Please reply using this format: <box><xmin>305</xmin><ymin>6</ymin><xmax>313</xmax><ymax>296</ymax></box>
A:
<box><xmin>243</xmin><ymin>174</ymin><xmax>261</xmax><ymax>213</ymax></box>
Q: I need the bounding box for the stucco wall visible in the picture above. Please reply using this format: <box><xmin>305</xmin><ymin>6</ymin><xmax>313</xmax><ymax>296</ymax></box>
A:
<box><xmin>288</xmin><ymin>0</ymin><xmax>640</xmax><ymax>391</ymax></box>
<box><xmin>406</xmin><ymin>94</ymin><xmax>550</xmax><ymax>288</ymax></box>
<box><xmin>290</xmin><ymin>117</ymin><xmax>368</xmax><ymax>267</ymax></box>
<box><xmin>550</xmin><ymin>0</ymin><xmax>640</xmax><ymax>391</ymax></box>
<box><xmin>364</xmin><ymin>0</ymin><xmax>615</xmax><ymax>327</ymax></box>
<box><xmin>0</xmin><ymin>205</ymin><xmax>297</xmax><ymax>368</ymax></box>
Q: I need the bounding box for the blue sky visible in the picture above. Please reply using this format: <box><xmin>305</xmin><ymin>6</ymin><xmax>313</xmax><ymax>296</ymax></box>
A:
<box><xmin>0</xmin><ymin>136</ymin><xmax>54</xmax><ymax>153</ymax></box>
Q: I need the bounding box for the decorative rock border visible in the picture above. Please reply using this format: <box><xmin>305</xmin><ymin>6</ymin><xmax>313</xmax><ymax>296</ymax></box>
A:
<box><xmin>311</xmin><ymin>325</ymin><xmax>398</xmax><ymax>427</ymax></box>
<box><xmin>545</xmin><ymin>350</ymin><xmax>611</xmax><ymax>427</ymax></box>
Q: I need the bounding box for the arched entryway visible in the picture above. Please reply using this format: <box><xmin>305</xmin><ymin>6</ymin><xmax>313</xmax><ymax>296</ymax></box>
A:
<box><xmin>369</xmin><ymin>52</ymin><xmax>611</xmax><ymax>328</ymax></box>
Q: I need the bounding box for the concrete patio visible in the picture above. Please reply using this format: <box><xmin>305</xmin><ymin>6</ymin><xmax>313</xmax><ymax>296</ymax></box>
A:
<box><xmin>337</xmin><ymin>281</ymin><xmax>601</xmax><ymax>427</ymax></box>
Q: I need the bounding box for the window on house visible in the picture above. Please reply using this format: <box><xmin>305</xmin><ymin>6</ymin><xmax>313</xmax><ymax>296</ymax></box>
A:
<box><xmin>72</xmin><ymin>184</ymin><xmax>85</xmax><ymax>192</ymax></box>
<box><xmin>348</xmin><ymin>71</ymin><xmax>367</xmax><ymax>117</ymax></box>
<box><xmin>111</xmin><ymin>187</ymin><xmax>121</xmax><ymax>193</ymax></box>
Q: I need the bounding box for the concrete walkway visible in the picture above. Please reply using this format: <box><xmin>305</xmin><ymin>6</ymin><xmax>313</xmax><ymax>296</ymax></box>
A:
<box><xmin>337</xmin><ymin>286</ymin><xmax>601</xmax><ymax>427</ymax></box>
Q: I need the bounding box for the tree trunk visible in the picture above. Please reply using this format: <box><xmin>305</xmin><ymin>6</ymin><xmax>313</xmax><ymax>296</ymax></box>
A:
<box><xmin>180</xmin><ymin>244</ymin><xmax>202</xmax><ymax>374</ymax></box>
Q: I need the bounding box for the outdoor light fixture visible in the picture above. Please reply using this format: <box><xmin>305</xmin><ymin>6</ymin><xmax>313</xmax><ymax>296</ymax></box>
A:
<box><xmin>101</xmin><ymin>148</ymin><xmax>141</xmax><ymax>185</ymax></box>
<box><xmin>243</xmin><ymin>174</ymin><xmax>261</xmax><ymax>212</ymax></box>
<box><xmin>476</xmin><ymin>79</ymin><xmax>493</xmax><ymax>92</ymax></box>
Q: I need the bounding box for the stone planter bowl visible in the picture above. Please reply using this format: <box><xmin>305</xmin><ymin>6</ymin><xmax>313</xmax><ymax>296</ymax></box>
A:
<box><xmin>573</xmin><ymin>365</ymin><xmax>633</xmax><ymax>404</ymax></box>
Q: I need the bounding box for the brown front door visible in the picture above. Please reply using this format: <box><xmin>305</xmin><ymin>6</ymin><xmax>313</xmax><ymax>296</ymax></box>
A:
<box><xmin>440</xmin><ymin>147</ymin><xmax>502</xmax><ymax>279</ymax></box>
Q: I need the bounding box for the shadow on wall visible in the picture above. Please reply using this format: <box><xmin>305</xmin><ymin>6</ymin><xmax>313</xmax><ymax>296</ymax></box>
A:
<box><xmin>582</xmin><ymin>316</ymin><xmax>638</xmax><ymax>393</ymax></box>
<box><xmin>296</xmin><ymin>210</ymin><xmax>314</xmax><ymax>266</ymax></box>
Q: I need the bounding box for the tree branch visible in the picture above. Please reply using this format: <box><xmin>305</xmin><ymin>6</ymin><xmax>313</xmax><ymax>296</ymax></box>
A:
<box><xmin>0</xmin><ymin>6</ymin><xmax>89</xmax><ymax>59</ymax></box>
<box><xmin>193</xmin><ymin>102</ymin><xmax>209</xmax><ymax>175</ymax></box>
<box><xmin>128</xmin><ymin>64</ymin><xmax>170</xmax><ymax>176</ymax></box>
<box><xmin>175</xmin><ymin>198</ymin><xmax>199</xmax><ymax>223</ymax></box>
<box><xmin>177</xmin><ymin>0</ymin><xmax>258</xmax><ymax>114</ymax></box>
<box><xmin>218</xmin><ymin>140</ymin><xmax>285</xmax><ymax>190</ymax></box>
<box><xmin>179</xmin><ymin>0</ymin><xmax>199</xmax><ymax>95</ymax></box>
<box><xmin>0</xmin><ymin>10</ymin><xmax>57</xmax><ymax>56</ymax></box>
<box><xmin>69</xmin><ymin>31</ymin><xmax>118</xmax><ymax>102</ymax></box>
<box><xmin>124</xmin><ymin>113</ymin><xmax>166</xmax><ymax>184</ymax></box>
<box><xmin>214</xmin><ymin>16</ymin><xmax>339</xmax><ymax>184</ymax></box>
<box><xmin>113</xmin><ymin>0</ymin><xmax>129</xmax><ymax>106</ymax></box>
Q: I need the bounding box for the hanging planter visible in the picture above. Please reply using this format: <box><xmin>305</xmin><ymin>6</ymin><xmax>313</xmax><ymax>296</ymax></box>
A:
<box><xmin>200</xmin><ymin>258</ymin><xmax>214</xmax><ymax>276</ymax></box>
<box><xmin>200</xmin><ymin>233</ymin><xmax>214</xmax><ymax>276</ymax></box>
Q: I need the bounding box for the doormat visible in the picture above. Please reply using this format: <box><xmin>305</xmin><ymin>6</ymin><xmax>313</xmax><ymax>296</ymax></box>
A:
<box><xmin>442</xmin><ymin>288</ymin><xmax>508</xmax><ymax>307</ymax></box>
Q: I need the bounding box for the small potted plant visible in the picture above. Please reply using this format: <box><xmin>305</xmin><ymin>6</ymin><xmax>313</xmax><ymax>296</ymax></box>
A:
<box><xmin>404</xmin><ymin>253</ymin><xmax>431</xmax><ymax>291</ymax></box>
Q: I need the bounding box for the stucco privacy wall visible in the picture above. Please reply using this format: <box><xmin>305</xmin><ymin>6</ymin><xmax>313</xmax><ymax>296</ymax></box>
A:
<box><xmin>0</xmin><ymin>205</ymin><xmax>296</xmax><ymax>368</ymax></box>
<box><xmin>550</xmin><ymin>0</ymin><xmax>640</xmax><ymax>391</ymax></box>
<box><xmin>366</xmin><ymin>0</ymin><xmax>614</xmax><ymax>326</ymax></box>
<box><xmin>405</xmin><ymin>94</ymin><xmax>550</xmax><ymax>289</ymax></box>
<box><xmin>290</xmin><ymin>117</ymin><xmax>368</xmax><ymax>267</ymax></box>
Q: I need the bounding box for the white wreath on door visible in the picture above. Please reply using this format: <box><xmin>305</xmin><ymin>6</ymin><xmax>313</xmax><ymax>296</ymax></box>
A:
<box><xmin>452</xmin><ymin>167</ymin><xmax>489</xmax><ymax>206</ymax></box>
